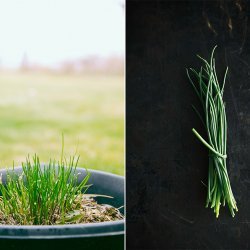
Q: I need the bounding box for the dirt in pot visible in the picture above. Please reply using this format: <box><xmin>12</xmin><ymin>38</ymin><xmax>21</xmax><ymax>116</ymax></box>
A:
<box><xmin>55</xmin><ymin>194</ymin><xmax>124</xmax><ymax>224</ymax></box>
<box><xmin>0</xmin><ymin>194</ymin><xmax>123</xmax><ymax>225</ymax></box>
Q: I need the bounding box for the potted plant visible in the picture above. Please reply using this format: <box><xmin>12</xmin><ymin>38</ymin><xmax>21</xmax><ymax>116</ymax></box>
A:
<box><xmin>0</xmin><ymin>153</ymin><xmax>125</xmax><ymax>250</ymax></box>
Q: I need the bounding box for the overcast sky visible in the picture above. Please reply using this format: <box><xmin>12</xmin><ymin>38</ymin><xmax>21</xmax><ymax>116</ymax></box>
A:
<box><xmin>0</xmin><ymin>0</ymin><xmax>125</xmax><ymax>68</ymax></box>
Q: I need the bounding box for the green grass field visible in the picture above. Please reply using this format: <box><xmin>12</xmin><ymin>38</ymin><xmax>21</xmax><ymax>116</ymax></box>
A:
<box><xmin>0</xmin><ymin>71</ymin><xmax>124</xmax><ymax>175</ymax></box>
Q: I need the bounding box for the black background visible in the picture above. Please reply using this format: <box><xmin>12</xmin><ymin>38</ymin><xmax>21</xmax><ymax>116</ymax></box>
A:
<box><xmin>126</xmin><ymin>0</ymin><xmax>250</xmax><ymax>249</ymax></box>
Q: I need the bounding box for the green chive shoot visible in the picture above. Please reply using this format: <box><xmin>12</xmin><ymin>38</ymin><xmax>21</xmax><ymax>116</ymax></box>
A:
<box><xmin>0</xmin><ymin>154</ymin><xmax>91</xmax><ymax>225</ymax></box>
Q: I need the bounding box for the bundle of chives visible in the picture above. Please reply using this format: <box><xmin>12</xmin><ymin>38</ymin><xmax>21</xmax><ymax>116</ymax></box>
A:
<box><xmin>186</xmin><ymin>46</ymin><xmax>238</xmax><ymax>218</ymax></box>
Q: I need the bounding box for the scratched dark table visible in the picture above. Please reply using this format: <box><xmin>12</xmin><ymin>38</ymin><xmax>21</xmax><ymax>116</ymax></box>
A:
<box><xmin>126</xmin><ymin>0</ymin><xmax>250</xmax><ymax>249</ymax></box>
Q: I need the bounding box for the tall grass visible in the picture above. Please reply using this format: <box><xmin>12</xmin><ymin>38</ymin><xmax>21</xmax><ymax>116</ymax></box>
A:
<box><xmin>0</xmin><ymin>154</ymin><xmax>90</xmax><ymax>225</ymax></box>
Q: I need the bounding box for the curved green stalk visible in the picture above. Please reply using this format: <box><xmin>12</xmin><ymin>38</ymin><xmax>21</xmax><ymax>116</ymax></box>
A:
<box><xmin>192</xmin><ymin>128</ymin><xmax>226</xmax><ymax>159</ymax></box>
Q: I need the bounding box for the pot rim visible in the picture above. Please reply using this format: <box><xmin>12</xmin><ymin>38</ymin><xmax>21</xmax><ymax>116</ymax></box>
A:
<box><xmin>0</xmin><ymin>220</ymin><xmax>125</xmax><ymax>239</ymax></box>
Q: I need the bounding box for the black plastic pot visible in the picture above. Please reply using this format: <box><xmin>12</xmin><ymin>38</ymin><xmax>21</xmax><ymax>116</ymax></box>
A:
<box><xmin>0</xmin><ymin>167</ymin><xmax>125</xmax><ymax>250</ymax></box>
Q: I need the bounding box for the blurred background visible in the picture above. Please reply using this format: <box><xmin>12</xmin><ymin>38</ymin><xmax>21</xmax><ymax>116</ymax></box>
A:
<box><xmin>0</xmin><ymin>0</ymin><xmax>124</xmax><ymax>175</ymax></box>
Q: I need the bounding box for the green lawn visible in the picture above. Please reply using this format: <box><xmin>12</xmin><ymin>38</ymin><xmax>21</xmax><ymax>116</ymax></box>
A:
<box><xmin>0</xmin><ymin>72</ymin><xmax>124</xmax><ymax>175</ymax></box>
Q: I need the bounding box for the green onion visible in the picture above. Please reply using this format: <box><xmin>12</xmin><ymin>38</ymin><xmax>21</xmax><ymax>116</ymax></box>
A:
<box><xmin>187</xmin><ymin>46</ymin><xmax>238</xmax><ymax>218</ymax></box>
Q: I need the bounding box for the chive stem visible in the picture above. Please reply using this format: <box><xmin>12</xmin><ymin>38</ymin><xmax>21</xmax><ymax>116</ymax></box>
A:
<box><xmin>187</xmin><ymin>46</ymin><xmax>237</xmax><ymax>217</ymax></box>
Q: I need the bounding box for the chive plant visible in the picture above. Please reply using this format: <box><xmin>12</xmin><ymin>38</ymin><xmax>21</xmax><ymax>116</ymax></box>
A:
<box><xmin>0</xmin><ymin>155</ymin><xmax>90</xmax><ymax>225</ymax></box>
<box><xmin>186</xmin><ymin>46</ymin><xmax>238</xmax><ymax>218</ymax></box>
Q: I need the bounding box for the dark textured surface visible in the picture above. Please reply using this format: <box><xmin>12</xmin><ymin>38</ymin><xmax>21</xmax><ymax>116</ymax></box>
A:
<box><xmin>126</xmin><ymin>0</ymin><xmax>250</xmax><ymax>249</ymax></box>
